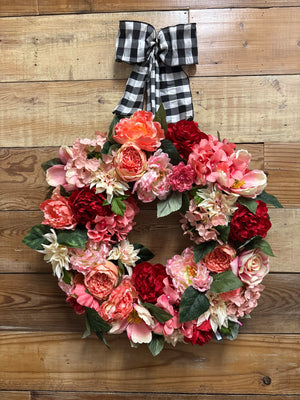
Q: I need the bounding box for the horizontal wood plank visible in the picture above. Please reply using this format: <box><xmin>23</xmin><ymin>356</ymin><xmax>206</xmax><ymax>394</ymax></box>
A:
<box><xmin>0</xmin><ymin>12</ymin><xmax>188</xmax><ymax>83</ymax></box>
<box><xmin>190</xmin><ymin>8</ymin><xmax>300</xmax><ymax>76</ymax></box>
<box><xmin>1</xmin><ymin>75</ymin><xmax>299</xmax><ymax>147</ymax></box>
<box><xmin>0</xmin><ymin>273</ymin><xmax>298</xmax><ymax>333</ymax></box>
<box><xmin>265</xmin><ymin>143</ymin><xmax>300</xmax><ymax>171</ymax></box>
<box><xmin>266</xmin><ymin>170</ymin><xmax>300</xmax><ymax>207</ymax></box>
<box><xmin>0</xmin><ymin>332</ymin><xmax>299</xmax><ymax>393</ymax></box>
<box><xmin>1</xmin><ymin>9</ymin><xmax>300</xmax><ymax>82</ymax></box>
<box><xmin>30</xmin><ymin>392</ymin><xmax>300</xmax><ymax>400</ymax></box>
<box><xmin>0</xmin><ymin>0</ymin><xmax>38</xmax><ymax>16</ymax></box>
<box><xmin>0</xmin><ymin>208</ymin><xmax>298</xmax><ymax>273</ymax></box>
<box><xmin>0</xmin><ymin>392</ymin><xmax>30</xmax><ymax>400</ymax></box>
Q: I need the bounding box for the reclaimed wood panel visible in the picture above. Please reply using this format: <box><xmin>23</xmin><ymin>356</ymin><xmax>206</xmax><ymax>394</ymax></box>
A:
<box><xmin>0</xmin><ymin>144</ymin><xmax>262</xmax><ymax>210</ymax></box>
<box><xmin>1</xmin><ymin>75</ymin><xmax>299</xmax><ymax>147</ymax></box>
<box><xmin>0</xmin><ymin>273</ymin><xmax>298</xmax><ymax>333</ymax></box>
<box><xmin>1</xmin><ymin>9</ymin><xmax>300</xmax><ymax>83</ymax></box>
<box><xmin>1</xmin><ymin>209</ymin><xmax>299</xmax><ymax>273</ymax></box>
<box><xmin>265</xmin><ymin>143</ymin><xmax>300</xmax><ymax>171</ymax></box>
<box><xmin>0</xmin><ymin>332</ymin><xmax>299</xmax><ymax>394</ymax></box>
<box><xmin>266</xmin><ymin>170</ymin><xmax>300</xmax><ymax>207</ymax></box>
<box><xmin>0</xmin><ymin>12</ymin><xmax>188</xmax><ymax>83</ymax></box>
<box><xmin>190</xmin><ymin>8</ymin><xmax>300</xmax><ymax>76</ymax></box>
<box><xmin>0</xmin><ymin>392</ymin><xmax>30</xmax><ymax>400</ymax></box>
<box><xmin>30</xmin><ymin>393</ymin><xmax>300</xmax><ymax>400</ymax></box>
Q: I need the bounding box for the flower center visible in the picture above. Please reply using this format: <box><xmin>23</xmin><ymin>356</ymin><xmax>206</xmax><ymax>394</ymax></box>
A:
<box><xmin>127</xmin><ymin>309</ymin><xmax>142</xmax><ymax>324</ymax></box>
<box><xmin>232</xmin><ymin>179</ymin><xmax>246</xmax><ymax>189</ymax></box>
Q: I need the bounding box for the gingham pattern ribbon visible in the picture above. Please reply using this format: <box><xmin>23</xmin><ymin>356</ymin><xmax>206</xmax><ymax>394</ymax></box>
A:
<box><xmin>113</xmin><ymin>21</ymin><xmax>198</xmax><ymax>123</ymax></box>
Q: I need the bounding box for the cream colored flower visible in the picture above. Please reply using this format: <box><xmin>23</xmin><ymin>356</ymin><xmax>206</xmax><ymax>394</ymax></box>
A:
<box><xmin>90</xmin><ymin>168</ymin><xmax>129</xmax><ymax>204</ymax></box>
<box><xmin>108</xmin><ymin>240</ymin><xmax>140</xmax><ymax>276</ymax></box>
<box><xmin>38</xmin><ymin>229</ymin><xmax>69</xmax><ymax>279</ymax></box>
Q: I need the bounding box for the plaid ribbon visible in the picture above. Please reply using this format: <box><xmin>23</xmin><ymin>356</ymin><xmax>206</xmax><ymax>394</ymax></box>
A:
<box><xmin>113</xmin><ymin>21</ymin><xmax>198</xmax><ymax>123</ymax></box>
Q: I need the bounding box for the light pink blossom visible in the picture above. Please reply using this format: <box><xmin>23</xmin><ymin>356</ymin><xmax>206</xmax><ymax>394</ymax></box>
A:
<box><xmin>231</xmin><ymin>249</ymin><xmax>269</xmax><ymax>286</ymax></box>
<box><xmin>168</xmin><ymin>162</ymin><xmax>196</xmax><ymax>192</ymax></box>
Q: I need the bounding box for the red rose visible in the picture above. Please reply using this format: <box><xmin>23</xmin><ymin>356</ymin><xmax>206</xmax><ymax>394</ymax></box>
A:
<box><xmin>132</xmin><ymin>262</ymin><xmax>168</xmax><ymax>303</ymax></box>
<box><xmin>68</xmin><ymin>186</ymin><xmax>111</xmax><ymax>225</ymax></box>
<box><xmin>166</xmin><ymin>120</ymin><xmax>208</xmax><ymax>160</ymax></box>
<box><xmin>229</xmin><ymin>200</ymin><xmax>271</xmax><ymax>242</ymax></box>
<box><xmin>184</xmin><ymin>320</ymin><xmax>213</xmax><ymax>346</ymax></box>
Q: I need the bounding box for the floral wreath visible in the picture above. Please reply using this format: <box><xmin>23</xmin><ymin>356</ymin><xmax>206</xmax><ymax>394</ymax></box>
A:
<box><xmin>23</xmin><ymin>106</ymin><xmax>282</xmax><ymax>356</ymax></box>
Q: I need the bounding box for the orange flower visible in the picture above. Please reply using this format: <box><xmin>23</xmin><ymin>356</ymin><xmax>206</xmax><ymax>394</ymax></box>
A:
<box><xmin>84</xmin><ymin>261</ymin><xmax>118</xmax><ymax>300</ymax></box>
<box><xmin>114</xmin><ymin>143</ymin><xmax>147</xmax><ymax>182</ymax></box>
<box><xmin>204</xmin><ymin>245</ymin><xmax>236</xmax><ymax>273</ymax></box>
<box><xmin>113</xmin><ymin>111</ymin><xmax>165</xmax><ymax>152</ymax></box>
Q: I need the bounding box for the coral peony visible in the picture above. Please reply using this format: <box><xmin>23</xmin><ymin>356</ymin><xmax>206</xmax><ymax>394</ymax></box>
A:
<box><xmin>84</xmin><ymin>261</ymin><xmax>119</xmax><ymax>300</ymax></box>
<box><xmin>204</xmin><ymin>244</ymin><xmax>236</xmax><ymax>273</ymax></box>
<box><xmin>114</xmin><ymin>142</ymin><xmax>147</xmax><ymax>182</ymax></box>
<box><xmin>113</xmin><ymin>110</ymin><xmax>164</xmax><ymax>152</ymax></box>
<box><xmin>40</xmin><ymin>193</ymin><xmax>76</xmax><ymax>230</ymax></box>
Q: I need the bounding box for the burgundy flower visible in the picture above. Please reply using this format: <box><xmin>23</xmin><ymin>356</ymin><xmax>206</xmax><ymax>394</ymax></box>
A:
<box><xmin>184</xmin><ymin>320</ymin><xmax>213</xmax><ymax>346</ymax></box>
<box><xmin>68</xmin><ymin>186</ymin><xmax>111</xmax><ymax>225</ymax></box>
<box><xmin>166</xmin><ymin>120</ymin><xmax>208</xmax><ymax>160</ymax></box>
<box><xmin>132</xmin><ymin>262</ymin><xmax>168</xmax><ymax>303</ymax></box>
<box><xmin>229</xmin><ymin>200</ymin><xmax>271</xmax><ymax>242</ymax></box>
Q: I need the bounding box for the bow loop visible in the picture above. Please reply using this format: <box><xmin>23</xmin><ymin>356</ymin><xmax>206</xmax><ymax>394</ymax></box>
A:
<box><xmin>113</xmin><ymin>21</ymin><xmax>198</xmax><ymax>123</ymax></box>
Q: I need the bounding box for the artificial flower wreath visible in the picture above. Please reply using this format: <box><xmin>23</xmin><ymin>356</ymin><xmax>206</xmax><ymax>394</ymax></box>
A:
<box><xmin>23</xmin><ymin>106</ymin><xmax>282</xmax><ymax>355</ymax></box>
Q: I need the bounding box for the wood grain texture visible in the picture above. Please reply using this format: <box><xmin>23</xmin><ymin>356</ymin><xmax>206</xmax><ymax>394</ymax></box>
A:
<box><xmin>0</xmin><ymin>0</ymin><xmax>38</xmax><ymax>16</ymax></box>
<box><xmin>190</xmin><ymin>8</ymin><xmax>300</xmax><ymax>76</ymax></box>
<box><xmin>1</xmin><ymin>75</ymin><xmax>299</xmax><ymax>147</ymax></box>
<box><xmin>0</xmin><ymin>273</ymin><xmax>298</xmax><ymax>333</ymax></box>
<box><xmin>0</xmin><ymin>392</ymin><xmax>30</xmax><ymax>400</ymax></box>
<box><xmin>1</xmin><ymin>9</ymin><xmax>300</xmax><ymax>83</ymax></box>
<box><xmin>265</xmin><ymin>143</ymin><xmax>300</xmax><ymax>171</ymax></box>
<box><xmin>30</xmin><ymin>393</ymin><xmax>300</xmax><ymax>400</ymax></box>
<box><xmin>0</xmin><ymin>332</ymin><xmax>299</xmax><ymax>393</ymax></box>
<box><xmin>1</xmin><ymin>209</ymin><xmax>299</xmax><ymax>273</ymax></box>
<box><xmin>0</xmin><ymin>11</ymin><xmax>188</xmax><ymax>83</ymax></box>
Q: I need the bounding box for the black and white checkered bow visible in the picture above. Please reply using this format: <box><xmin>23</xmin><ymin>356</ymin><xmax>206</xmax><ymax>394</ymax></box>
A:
<box><xmin>113</xmin><ymin>21</ymin><xmax>198</xmax><ymax>123</ymax></box>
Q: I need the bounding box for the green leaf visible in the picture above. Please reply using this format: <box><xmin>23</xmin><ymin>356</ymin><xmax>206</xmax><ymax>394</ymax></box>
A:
<box><xmin>108</xmin><ymin>143</ymin><xmax>121</xmax><ymax>155</ymax></box>
<box><xmin>62</xmin><ymin>269</ymin><xmax>72</xmax><ymax>285</ymax></box>
<box><xmin>141</xmin><ymin>302</ymin><xmax>173</xmax><ymax>323</ymax></box>
<box><xmin>215</xmin><ymin>225</ymin><xmax>230</xmax><ymax>243</ymax></box>
<box><xmin>179</xmin><ymin>286</ymin><xmax>210</xmax><ymax>323</ymax></box>
<box><xmin>256</xmin><ymin>190</ymin><xmax>283</xmax><ymax>208</ymax></box>
<box><xmin>82</xmin><ymin>316</ymin><xmax>91</xmax><ymax>339</ymax></box>
<box><xmin>180</xmin><ymin>192</ymin><xmax>190</xmax><ymax>214</ymax></box>
<box><xmin>238</xmin><ymin>197</ymin><xmax>258</xmax><ymax>214</ymax></box>
<box><xmin>194</xmin><ymin>194</ymin><xmax>205</xmax><ymax>205</ymax></box>
<box><xmin>22</xmin><ymin>224</ymin><xmax>52</xmax><ymax>250</ymax></box>
<box><xmin>157</xmin><ymin>191</ymin><xmax>182</xmax><ymax>218</ymax></box>
<box><xmin>194</xmin><ymin>241</ymin><xmax>217</xmax><ymax>263</ymax></box>
<box><xmin>133</xmin><ymin>244</ymin><xmax>154</xmax><ymax>263</ymax></box>
<box><xmin>59</xmin><ymin>185</ymin><xmax>71</xmax><ymax>197</ymax></box>
<box><xmin>147</xmin><ymin>333</ymin><xmax>165</xmax><ymax>356</ymax></box>
<box><xmin>56</xmin><ymin>228</ymin><xmax>88</xmax><ymax>249</ymax></box>
<box><xmin>111</xmin><ymin>197</ymin><xmax>127</xmax><ymax>217</ymax></box>
<box><xmin>41</xmin><ymin>158</ymin><xmax>62</xmax><ymax>172</ymax></box>
<box><xmin>108</xmin><ymin>115</ymin><xmax>122</xmax><ymax>143</ymax></box>
<box><xmin>220</xmin><ymin>321</ymin><xmax>240</xmax><ymax>341</ymax></box>
<box><xmin>117</xmin><ymin>259</ymin><xmax>125</xmax><ymax>276</ymax></box>
<box><xmin>101</xmin><ymin>141</ymin><xmax>111</xmax><ymax>154</ymax></box>
<box><xmin>244</xmin><ymin>236</ymin><xmax>275</xmax><ymax>257</ymax></box>
<box><xmin>95</xmin><ymin>331</ymin><xmax>111</xmax><ymax>349</ymax></box>
<box><xmin>85</xmin><ymin>307</ymin><xmax>111</xmax><ymax>333</ymax></box>
<box><xmin>153</xmin><ymin>104</ymin><xmax>168</xmax><ymax>133</ymax></box>
<box><xmin>210</xmin><ymin>270</ymin><xmax>243</xmax><ymax>294</ymax></box>
<box><xmin>159</xmin><ymin>139</ymin><xmax>186</xmax><ymax>165</ymax></box>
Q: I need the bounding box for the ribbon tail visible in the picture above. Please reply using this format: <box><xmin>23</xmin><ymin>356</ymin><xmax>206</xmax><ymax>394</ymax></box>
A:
<box><xmin>158</xmin><ymin>66</ymin><xmax>194</xmax><ymax>123</ymax></box>
<box><xmin>113</xmin><ymin>65</ymin><xmax>148</xmax><ymax>117</ymax></box>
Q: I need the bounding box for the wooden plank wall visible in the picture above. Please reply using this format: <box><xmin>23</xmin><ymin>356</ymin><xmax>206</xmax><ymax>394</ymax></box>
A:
<box><xmin>0</xmin><ymin>1</ymin><xmax>299</xmax><ymax>399</ymax></box>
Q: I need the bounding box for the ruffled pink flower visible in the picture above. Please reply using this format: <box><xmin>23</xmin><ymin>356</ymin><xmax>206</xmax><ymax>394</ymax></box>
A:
<box><xmin>99</xmin><ymin>277</ymin><xmax>138</xmax><ymax>322</ymax></box>
<box><xmin>168</xmin><ymin>162</ymin><xmax>196</xmax><ymax>192</ymax></box>
<box><xmin>71</xmin><ymin>283</ymin><xmax>100</xmax><ymax>312</ymax></box>
<box><xmin>166</xmin><ymin>247</ymin><xmax>213</xmax><ymax>295</ymax></box>
<box><xmin>231</xmin><ymin>249</ymin><xmax>269</xmax><ymax>286</ymax></box>
<box><xmin>69</xmin><ymin>241</ymin><xmax>110</xmax><ymax>274</ymax></box>
<box><xmin>133</xmin><ymin>150</ymin><xmax>172</xmax><ymax>202</ymax></box>
<box><xmin>40</xmin><ymin>193</ymin><xmax>76</xmax><ymax>230</ymax></box>
<box><xmin>220</xmin><ymin>284</ymin><xmax>265</xmax><ymax>318</ymax></box>
<box><xmin>153</xmin><ymin>294</ymin><xmax>180</xmax><ymax>336</ymax></box>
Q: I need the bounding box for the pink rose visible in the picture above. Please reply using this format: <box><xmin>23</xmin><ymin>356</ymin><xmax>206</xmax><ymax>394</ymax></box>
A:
<box><xmin>114</xmin><ymin>143</ymin><xmax>147</xmax><ymax>182</ymax></box>
<box><xmin>168</xmin><ymin>162</ymin><xmax>196</xmax><ymax>192</ymax></box>
<box><xmin>40</xmin><ymin>193</ymin><xmax>76</xmax><ymax>230</ymax></box>
<box><xmin>231</xmin><ymin>249</ymin><xmax>269</xmax><ymax>286</ymax></box>
<box><xmin>204</xmin><ymin>245</ymin><xmax>236</xmax><ymax>273</ymax></box>
<box><xmin>84</xmin><ymin>261</ymin><xmax>119</xmax><ymax>300</ymax></box>
<box><xmin>99</xmin><ymin>277</ymin><xmax>137</xmax><ymax>322</ymax></box>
